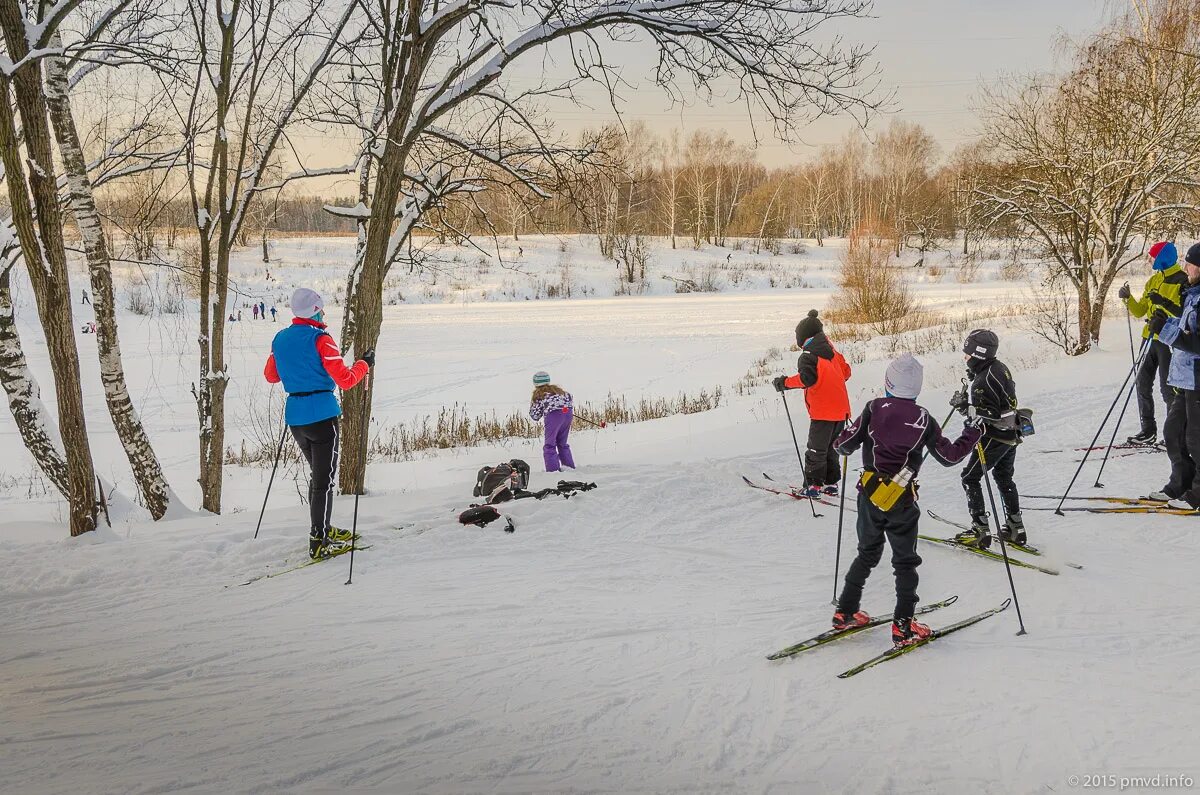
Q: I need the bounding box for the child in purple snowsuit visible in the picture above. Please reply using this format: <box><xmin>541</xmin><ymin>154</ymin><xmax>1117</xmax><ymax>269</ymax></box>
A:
<box><xmin>529</xmin><ymin>371</ymin><xmax>575</xmax><ymax>472</ymax></box>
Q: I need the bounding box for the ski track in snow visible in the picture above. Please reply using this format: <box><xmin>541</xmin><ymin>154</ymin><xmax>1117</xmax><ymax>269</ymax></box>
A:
<box><xmin>2</xmin><ymin>239</ymin><xmax>1199</xmax><ymax>792</ymax></box>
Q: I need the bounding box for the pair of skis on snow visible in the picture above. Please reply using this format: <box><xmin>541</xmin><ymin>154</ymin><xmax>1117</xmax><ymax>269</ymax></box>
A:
<box><xmin>742</xmin><ymin>474</ymin><xmax>1070</xmax><ymax>574</ymax></box>
<box><xmin>765</xmin><ymin>594</ymin><xmax>1012</xmax><ymax>678</ymax></box>
<box><xmin>1022</xmin><ymin>494</ymin><xmax>1200</xmax><ymax>515</ymax></box>
<box><xmin>1036</xmin><ymin>441</ymin><xmax>1166</xmax><ymax>458</ymax></box>
<box><xmin>233</xmin><ymin>522</ymin><xmax>425</xmax><ymax>586</ymax></box>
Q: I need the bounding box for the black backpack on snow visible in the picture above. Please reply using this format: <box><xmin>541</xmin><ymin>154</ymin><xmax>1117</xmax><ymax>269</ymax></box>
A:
<box><xmin>472</xmin><ymin>459</ymin><xmax>531</xmax><ymax>504</ymax></box>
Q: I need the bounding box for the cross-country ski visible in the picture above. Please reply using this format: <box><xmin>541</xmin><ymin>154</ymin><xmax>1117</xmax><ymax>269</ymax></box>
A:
<box><xmin>836</xmin><ymin>600</ymin><xmax>1012</xmax><ymax>678</ymax></box>
<box><xmin>767</xmin><ymin>596</ymin><xmax>959</xmax><ymax>660</ymax></box>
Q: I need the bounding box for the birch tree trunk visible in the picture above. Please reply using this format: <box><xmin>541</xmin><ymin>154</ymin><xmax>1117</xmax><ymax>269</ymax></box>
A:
<box><xmin>0</xmin><ymin>6</ymin><xmax>98</xmax><ymax>535</ymax></box>
<box><xmin>43</xmin><ymin>47</ymin><xmax>173</xmax><ymax>519</ymax></box>
<box><xmin>0</xmin><ymin>268</ymin><xmax>70</xmax><ymax>496</ymax></box>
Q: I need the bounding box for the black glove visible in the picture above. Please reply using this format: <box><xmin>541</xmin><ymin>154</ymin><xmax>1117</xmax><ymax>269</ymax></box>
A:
<box><xmin>964</xmin><ymin>412</ymin><xmax>985</xmax><ymax>430</ymax></box>
<box><xmin>360</xmin><ymin>347</ymin><xmax>376</xmax><ymax>367</ymax></box>
<box><xmin>950</xmin><ymin>387</ymin><xmax>968</xmax><ymax>412</ymax></box>
<box><xmin>1118</xmin><ymin>283</ymin><xmax>1132</xmax><ymax>300</ymax></box>
<box><xmin>1148</xmin><ymin>311</ymin><xmax>1168</xmax><ymax>337</ymax></box>
<box><xmin>772</xmin><ymin>376</ymin><xmax>788</xmax><ymax>393</ymax></box>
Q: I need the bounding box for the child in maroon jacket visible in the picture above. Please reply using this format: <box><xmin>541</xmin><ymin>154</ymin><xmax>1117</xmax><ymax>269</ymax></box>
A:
<box><xmin>832</xmin><ymin>353</ymin><xmax>983</xmax><ymax>648</ymax></box>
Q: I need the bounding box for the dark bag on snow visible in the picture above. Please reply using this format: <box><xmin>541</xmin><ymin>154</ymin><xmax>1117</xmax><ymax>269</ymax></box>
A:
<box><xmin>458</xmin><ymin>505</ymin><xmax>515</xmax><ymax>532</ymax></box>
<box><xmin>472</xmin><ymin>459</ymin><xmax>531</xmax><ymax>503</ymax></box>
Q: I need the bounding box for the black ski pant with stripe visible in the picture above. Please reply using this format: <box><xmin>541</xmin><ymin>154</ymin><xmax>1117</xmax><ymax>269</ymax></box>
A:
<box><xmin>1135</xmin><ymin>338</ymin><xmax>1172</xmax><ymax>437</ymax></box>
<box><xmin>804</xmin><ymin>419</ymin><xmax>845</xmax><ymax>487</ymax></box>
<box><xmin>837</xmin><ymin>491</ymin><xmax>922</xmax><ymax>622</ymax></box>
<box><xmin>291</xmin><ymin>417</ymin><xmax>339</xmax><ymax>534</ymax></box>
<box><xmin>961</xmin><ymin>437</ymin><xmax>1019</xmax><ymax>522</ymax></box>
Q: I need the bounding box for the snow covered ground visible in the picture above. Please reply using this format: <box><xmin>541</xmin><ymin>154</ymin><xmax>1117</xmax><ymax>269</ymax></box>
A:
<box><xmin>2</xmin><ymin>236</ymin><xmax>1197</xmax><ymax>793</ymax></box>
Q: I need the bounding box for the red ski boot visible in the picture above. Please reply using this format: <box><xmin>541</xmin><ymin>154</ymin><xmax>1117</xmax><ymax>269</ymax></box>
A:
<box><xmin>831</xmin><ymin>610</ymin><xmax>871</xmax><ymax>631</ymax></box>
<box><xmin>891</xmin><ymin>617</ymin><xmax>932</xmax><ymax>648</ymax></box>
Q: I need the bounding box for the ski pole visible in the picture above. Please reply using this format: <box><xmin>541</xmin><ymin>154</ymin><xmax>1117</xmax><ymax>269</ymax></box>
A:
<box><xmin>921</xmin><ymin>405</ymin><xmax>959</xmax><ymax>466</ymax></box>
<box><xmin>253</xmin><ymin>416</ymin><xmax>289</xmax><ymax>540</ymax></box>
<box><xmin>1125</xmin><ymin>291</ymin><xmax>1137</xmax><ymax>365</ymax></box>
<box><xmin>832</xmin><ymin>454</ymin><xmax>848</xmax><ymax>605</ymax></box>
<box><xmin>346</xmin><ymin>369</ymin><xmax>372</xmax><ymax>586</ymax></box>
<box><xmin>779</xmin><ymin>391</ymin><xmax>820</xmax><ymax>518</ymax></box>
<box><xmin>1092</xmin><ymin>371</ymin><xmax>1141</xmax><ymax>489</ymax></box>
<box><xmin>1055</xmin><ymin>337</ymin><xmax>1149</xmax><ymax>515</ymax></box>
<box><xmin>977</xmin><ymin>443</ymin><xmax>1027</xmax><ymax>635</ymax></box>
<box><xmin>574</xmin><ymin>413</ymin><xmax>608</xmax><ymax>429</ymax></box>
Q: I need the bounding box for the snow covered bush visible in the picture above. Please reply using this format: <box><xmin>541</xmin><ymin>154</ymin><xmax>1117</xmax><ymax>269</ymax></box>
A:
<box><xmin>126</xmin><ymin>285</ymin><xmax>153</xmax><ymax>316</ymax></box>
<box><xmin>956</xmin><ymin>254</ymin><xmax>982</xmax><ymax>284</ymax></box>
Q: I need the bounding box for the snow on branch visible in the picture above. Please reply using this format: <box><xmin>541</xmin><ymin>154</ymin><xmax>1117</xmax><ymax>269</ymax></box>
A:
<box><xmin>408</xmin><ymin>0</ymin><xmax>878</xmax><ymax>144</ymax></box>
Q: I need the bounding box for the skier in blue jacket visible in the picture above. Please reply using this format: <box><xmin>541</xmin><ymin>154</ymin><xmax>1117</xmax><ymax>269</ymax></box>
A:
<box><xmin>264</xmin><ymin>288</ymin><xmax>374</xmax><ymax>558</ymax></box>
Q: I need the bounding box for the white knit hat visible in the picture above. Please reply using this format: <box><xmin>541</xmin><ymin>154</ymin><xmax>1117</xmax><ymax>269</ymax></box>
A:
<box><xmin>884</xmin><ymin>353</ymin><xmax>924</xmax><ymax>399</ymax></box>
<box><xmin>290</xmin><ymin>288</ymin><xmax>324</xmax><ymax>318</ymax></box>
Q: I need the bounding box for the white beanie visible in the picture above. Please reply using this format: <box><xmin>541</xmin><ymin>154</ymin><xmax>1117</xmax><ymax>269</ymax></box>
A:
<box><xmin>884</xmin><ymin>353</ymin><xmax>924</xmax><ymax>399</ymax></box>
<box><xmin>291</xmin><ymin>287</ymin><xmax>324</xmax><ymax>318</ymax></box>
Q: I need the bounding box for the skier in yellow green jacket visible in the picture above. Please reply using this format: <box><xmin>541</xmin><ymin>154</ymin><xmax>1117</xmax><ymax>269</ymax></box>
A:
<box><xmin>1119</xmin><ymin>241</ymin><xmax>1187</xmax><ymax>445</ymax></box>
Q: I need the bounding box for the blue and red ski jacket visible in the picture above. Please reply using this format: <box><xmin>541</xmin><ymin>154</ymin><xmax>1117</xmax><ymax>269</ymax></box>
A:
<box><xmin>264</xmin><ymin>317</ymin><xmax>368</xmax><ymax>426</ymax></box>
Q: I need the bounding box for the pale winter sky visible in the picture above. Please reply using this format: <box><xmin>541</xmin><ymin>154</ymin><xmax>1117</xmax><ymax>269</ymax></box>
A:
<box><xmin>301</xmin><ymin>0</ymin><xmax>1114</xmax><ymax>195</ymax></box>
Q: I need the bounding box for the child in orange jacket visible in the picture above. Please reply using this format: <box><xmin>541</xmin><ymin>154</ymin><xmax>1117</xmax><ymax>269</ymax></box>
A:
<box><xmin>773</xmin><ymin>310</ymin><xmax>852</xmax><ymax>497</ymax></box>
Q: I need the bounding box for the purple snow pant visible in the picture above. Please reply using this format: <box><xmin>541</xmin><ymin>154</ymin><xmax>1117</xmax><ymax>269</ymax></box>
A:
<box><xmin>543</xmin><ymin>408</ymin><xmax>575</xmax><ymax>472</ymax></box>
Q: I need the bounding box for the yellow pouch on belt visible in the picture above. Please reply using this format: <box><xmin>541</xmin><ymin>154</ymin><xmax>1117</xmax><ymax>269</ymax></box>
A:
<box><xmin>859</xmin><ymin>468</ymin><xmax>913</xmax><ymax>512</ymax></box>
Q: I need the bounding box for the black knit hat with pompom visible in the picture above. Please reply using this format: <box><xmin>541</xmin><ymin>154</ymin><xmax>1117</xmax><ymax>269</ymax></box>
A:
<box><xmin>795</xmin><ymin>309</ymin><xmax>823</xmax><ymax>346</ymax></box>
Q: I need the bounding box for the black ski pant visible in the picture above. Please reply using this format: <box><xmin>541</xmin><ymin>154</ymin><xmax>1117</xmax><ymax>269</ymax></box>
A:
<box><xmin>290</xmin><ymin>417</ymin><xmax>339</xmax><ymax>534</ymax></box>
<box><xmin>961</xmin><ymin>437</ymin><xmax>1019</xmax><ymax>522</ymax></box>
<box><xmin>837</xmin><ymin>491</ymin><xmax>922</xmax><ymax>621</ymax></box>
<box><xmin>1135</xmin><ymin>339</ymin><xmax>1172</xmax><ymax>437</ymax></box>
<box><xmin>804</xmin><ymin>419</ymin><xmax>844</xmax><ymax>487</ymax></box>
<box><xmin>1162</xmin><ymin>388</ymin><xmax>1200</xmax><ymax>503</ymax></box>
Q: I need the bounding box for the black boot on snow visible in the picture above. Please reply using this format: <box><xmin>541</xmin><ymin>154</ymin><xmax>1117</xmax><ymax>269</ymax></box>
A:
<box><xmin>1127</xmin><ymin>430</ymin><xmax>1157</xmax><ymax>446</ymax></box>
<box><xmin>954</xmin><ymin>518</ymin><xmax>992</xmax><ymax>550</ymax></box>
<box><xmin>1000</xmin><ymin>512</ymin><xmax>1026</xmax><ymax>546</ymax></box>
<box><xmin>309</xmin><ymin>528</ymin><xmax>352</xmax><ymax>560</ymax></box>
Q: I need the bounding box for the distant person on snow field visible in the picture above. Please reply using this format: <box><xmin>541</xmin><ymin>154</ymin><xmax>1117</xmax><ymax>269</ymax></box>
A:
<box><xmin>260</xmin><ymin>300</ymin><xmax>266</xmax><ymax>319</ymax></box>
<box><xmin>270</xmin><ymin>306</ymin><xmax>277</xmax><ymax>322</ymax></box>
<box><xmin>951</xmin><ymin>329</ymin><xmax>1025</xmax><ymax>548</ymax></box>
<box><xmin>772</xmin><ymin>309</ymin><xmax>852</xmax><ymax>498</ymax></box>
<box><xmin>1119</xmin><ymin>241</ymin><xmax>1185</xmax><ymax>445</ymax></box>
<box><xmin>529</xmin><ymin>371</ymin><xmax>574</xmax><ymax>472</ymax></box>
<box><xmin>264</xmin><ymin>287</ymin><xmax>374</xmax><ymax>559</ymax></box>
<box><xmin>832</xmin><ymin>353</ymin><xmax>983</xmax><ymax>648</ymax></box>
<box><xmin>1146</xmin><ymin>242</ymin><xmax>1200</xmax><ymax>509</ymax></box>
<box><xmin>252</xmin><ymin>304</ymin><xmax>260</xmax><ymax>320</ymax></box>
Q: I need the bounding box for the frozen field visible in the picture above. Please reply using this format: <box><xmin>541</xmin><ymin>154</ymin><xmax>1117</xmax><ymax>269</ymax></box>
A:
<box><xmin>1</xmin><ymin>236</ymin><xmax>1196</xmax><ymax>793</ymax></box>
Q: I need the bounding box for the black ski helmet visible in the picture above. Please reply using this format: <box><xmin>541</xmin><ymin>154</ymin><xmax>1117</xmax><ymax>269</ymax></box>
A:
<box><xmin>963</xmin><ymin>328</ymin><xmax>999</xmax><ymax>361</ymax></box>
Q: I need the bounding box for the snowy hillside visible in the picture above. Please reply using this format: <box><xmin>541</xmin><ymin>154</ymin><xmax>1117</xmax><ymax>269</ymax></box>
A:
<box><xmin>2</xmin><ymin>236</ymin><xmax>1196</xmax><ymax>793</ymax></box>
